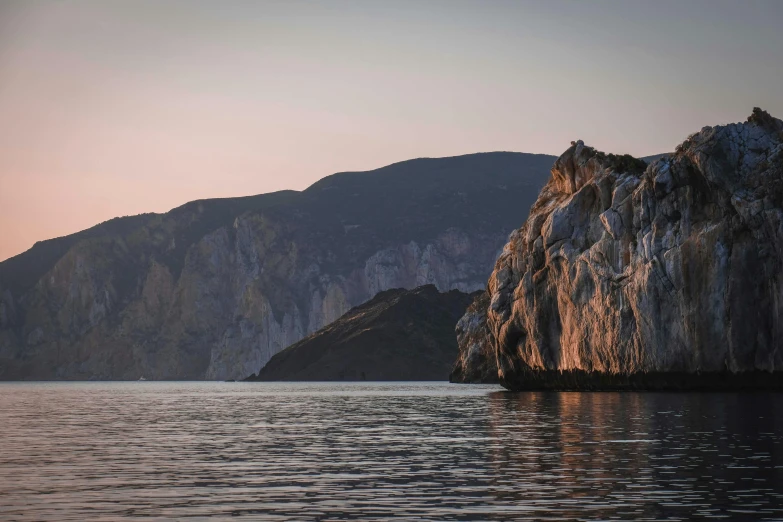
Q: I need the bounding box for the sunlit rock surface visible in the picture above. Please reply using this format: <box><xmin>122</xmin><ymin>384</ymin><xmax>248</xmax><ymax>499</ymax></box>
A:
<box><xmin>0</xmin><ymin>152</ymin><xmax>553</xmax><ymax>380</ymax></box>
<box><xmin>459</xmin><ymin>109</ymin><xmax>783</xmax><ymax>390</ymax></box>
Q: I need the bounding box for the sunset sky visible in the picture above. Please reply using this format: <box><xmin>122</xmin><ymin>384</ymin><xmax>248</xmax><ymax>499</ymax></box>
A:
<box><xmin>1</xmin><ymin>0</ymin><xmax>782</xmax><ymax>261</ymax></box>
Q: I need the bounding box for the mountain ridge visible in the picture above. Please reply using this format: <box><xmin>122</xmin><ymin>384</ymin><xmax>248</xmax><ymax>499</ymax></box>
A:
<box><xmin>0</xmin><ymin>151</ymin><xmax>556</xmax><ymax>380</ymax></box>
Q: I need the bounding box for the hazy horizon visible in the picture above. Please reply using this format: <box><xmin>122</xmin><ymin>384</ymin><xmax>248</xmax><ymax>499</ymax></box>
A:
<box><xmin>2</xmin><ymin>0</ymin><xmax>782</xmax><ymax>261</ymax></box>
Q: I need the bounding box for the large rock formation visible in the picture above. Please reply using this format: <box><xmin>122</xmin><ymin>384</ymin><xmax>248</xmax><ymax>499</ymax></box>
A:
<box><xmin>0</xmin><ymin>152</ymin><xmax>554</xmax><ymax>380</ymax></box>
<box><xmin>248</xmin><ymin>285</ymin><xmax>476</xmax><ymax>381</ymax></box>
<box><xmin>460</xmin><ymin>109</ymin><xmax>783</xmax><ymax>390</ymax></box>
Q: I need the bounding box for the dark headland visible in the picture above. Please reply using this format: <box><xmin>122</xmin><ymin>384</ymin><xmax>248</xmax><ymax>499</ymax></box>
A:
<box><xmin>246</xmin><ymin>285</ymin><xmax>477</xmax><ymax>381</ymax></box>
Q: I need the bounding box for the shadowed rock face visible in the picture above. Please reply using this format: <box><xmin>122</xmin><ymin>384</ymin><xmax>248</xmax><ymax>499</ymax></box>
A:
<box><xmin>449</xmin><ymin>291</ymin><xmax>498</xmax><ymax>383</ymax></box>
<box><xmin>248</xmin><ymin>285</ymin><xmax>477</xmax><ymax>381</ymax></box>
<box><xmin>0</xmin><ymin>152</ymin><xmax>554</xmax><ymax>380</ymax></box>
<box><xmin>460</xmin><ymin>109</ymin><xmax>783</xmax><ymax>390</ymax></box>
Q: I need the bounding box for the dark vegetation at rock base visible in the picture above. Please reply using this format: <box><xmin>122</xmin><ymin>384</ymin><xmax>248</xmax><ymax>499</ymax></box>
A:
<box><xmin>499</xmin><ymin>369</ymin><xmax>783</xmax><ymax>391</ymax></box>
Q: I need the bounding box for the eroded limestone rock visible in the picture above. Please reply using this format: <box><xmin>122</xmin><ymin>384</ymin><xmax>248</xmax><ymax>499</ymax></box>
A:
<box><xmin>461</xmin><ymin>109</ymin><xmax>783</xmax><ymax>390</ymax></box>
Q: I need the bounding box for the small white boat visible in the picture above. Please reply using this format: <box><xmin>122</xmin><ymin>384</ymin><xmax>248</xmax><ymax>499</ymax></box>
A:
<box><xmin>138</xmin><ymin>376</ymin><xmax>146</xmax><ymax>381</ymax></box>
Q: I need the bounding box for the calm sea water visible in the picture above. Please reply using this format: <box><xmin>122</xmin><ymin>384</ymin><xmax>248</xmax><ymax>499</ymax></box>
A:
<box><xmin>1</xmin><ymin>382</ymin><xmax>783</xmax><ymax>521</ymax></box>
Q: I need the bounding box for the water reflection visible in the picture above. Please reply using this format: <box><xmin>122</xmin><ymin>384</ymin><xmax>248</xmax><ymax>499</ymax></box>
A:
<box><xmin>0</xmin><ymin>382</ymin><xmax>781</xmax><ymax>520</ymax></box>
<box><xmin>487</xmin><ymin>391</ymin><xmax>783</xmax><ymax>520</ymax></box>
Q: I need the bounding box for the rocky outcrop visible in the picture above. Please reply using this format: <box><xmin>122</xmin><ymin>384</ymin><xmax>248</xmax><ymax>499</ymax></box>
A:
<box><xmin>0</xmin><ymin>152</ymin><xmax>554</xmax><ymax>380</ymax></box>
<box><xmin>247</xmin><ymin>285</ymin><xmax>477</xmax><ymax>381</ymax></box>
<box><xmin>449</xmin><ymin>291</ymin><xmax>498</xmax><ymax>383</ymax></box>
<box><xmin>460</xmin><ymin>109</ymin><xmax>783</xmax><ymax>390</ymax></box>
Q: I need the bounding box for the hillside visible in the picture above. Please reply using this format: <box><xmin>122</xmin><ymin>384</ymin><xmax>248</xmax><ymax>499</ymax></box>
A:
<box><xmin>248</xmin><ymin>285</ymin><xmax>476</xmax><ymax>381</ymax></box>
<box><xmin>0</xmin><ymin>152</ymin><xmax>554</xmax><ymax>380</ymax></box>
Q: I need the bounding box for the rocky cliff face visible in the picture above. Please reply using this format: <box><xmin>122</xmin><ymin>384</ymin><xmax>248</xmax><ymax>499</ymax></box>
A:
<box><xmin>249</xmin><ymin>285</ymin><xmax>477</xmax><ymax>381</ymax></box>
<box><xmin>0</xmin><ymin>152</ymin><xmax>554</xmax><ymax>380</ymax></box>
<box><xmin>460</xmin><ymin>109</ymin><xmax>783</xmax><ymax>390</ymax></box>
<box><xmin>449</xmin><ymin>291</ymin><xmax>498</xmax><ymax>383</ymax></box>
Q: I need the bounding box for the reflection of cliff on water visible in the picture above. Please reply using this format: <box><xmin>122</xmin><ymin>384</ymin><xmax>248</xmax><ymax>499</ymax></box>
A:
<box><xmin>486</xmin><ymin>391</ymin><xmax>783</xmax><ymax>520</ymax></box>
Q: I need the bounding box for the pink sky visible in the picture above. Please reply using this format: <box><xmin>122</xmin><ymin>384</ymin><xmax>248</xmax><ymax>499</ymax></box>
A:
<box><xmin>1</xmin><ymin>0</ymin><xmax>782</xmax><ymax>261</ymax></box>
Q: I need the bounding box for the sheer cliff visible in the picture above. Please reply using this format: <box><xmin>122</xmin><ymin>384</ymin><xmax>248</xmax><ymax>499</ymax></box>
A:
<box><xmin>457</xmin><ymin>109</ymin><xmax>783</xmax><ymax>390</ymax></box>
<box><xmin>0</xmin><ymin>152</ymin><xmax>553</xmax><ymax>380</ymax></box>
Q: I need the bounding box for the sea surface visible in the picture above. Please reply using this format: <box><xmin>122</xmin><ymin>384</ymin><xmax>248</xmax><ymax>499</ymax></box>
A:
<box><xmin>1</xmin><ymin>382</ymin><xmax>783</xmax><ymax>521</ymax></box>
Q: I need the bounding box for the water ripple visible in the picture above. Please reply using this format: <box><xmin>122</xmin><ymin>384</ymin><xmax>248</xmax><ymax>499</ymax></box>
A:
<box><xmin>1</xmin><ymin>382</ymin><xmax>782</xmax><ymax>520</ymax></box>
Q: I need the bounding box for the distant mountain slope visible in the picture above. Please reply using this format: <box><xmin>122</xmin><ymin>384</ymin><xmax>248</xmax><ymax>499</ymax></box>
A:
<box><xmin>248</xmin><ymin>285</ymin><xmax>477</xmax><ymax>381</ymax></box>
<box><xmin>0</xmin><ymin>152</ymin><xmax>555</xmax><ymax>380</ymax></box>
<box><xmin>0</xmin><ymin>192</ymin><xmax>298</xmax><ymax>296</ymax></box>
